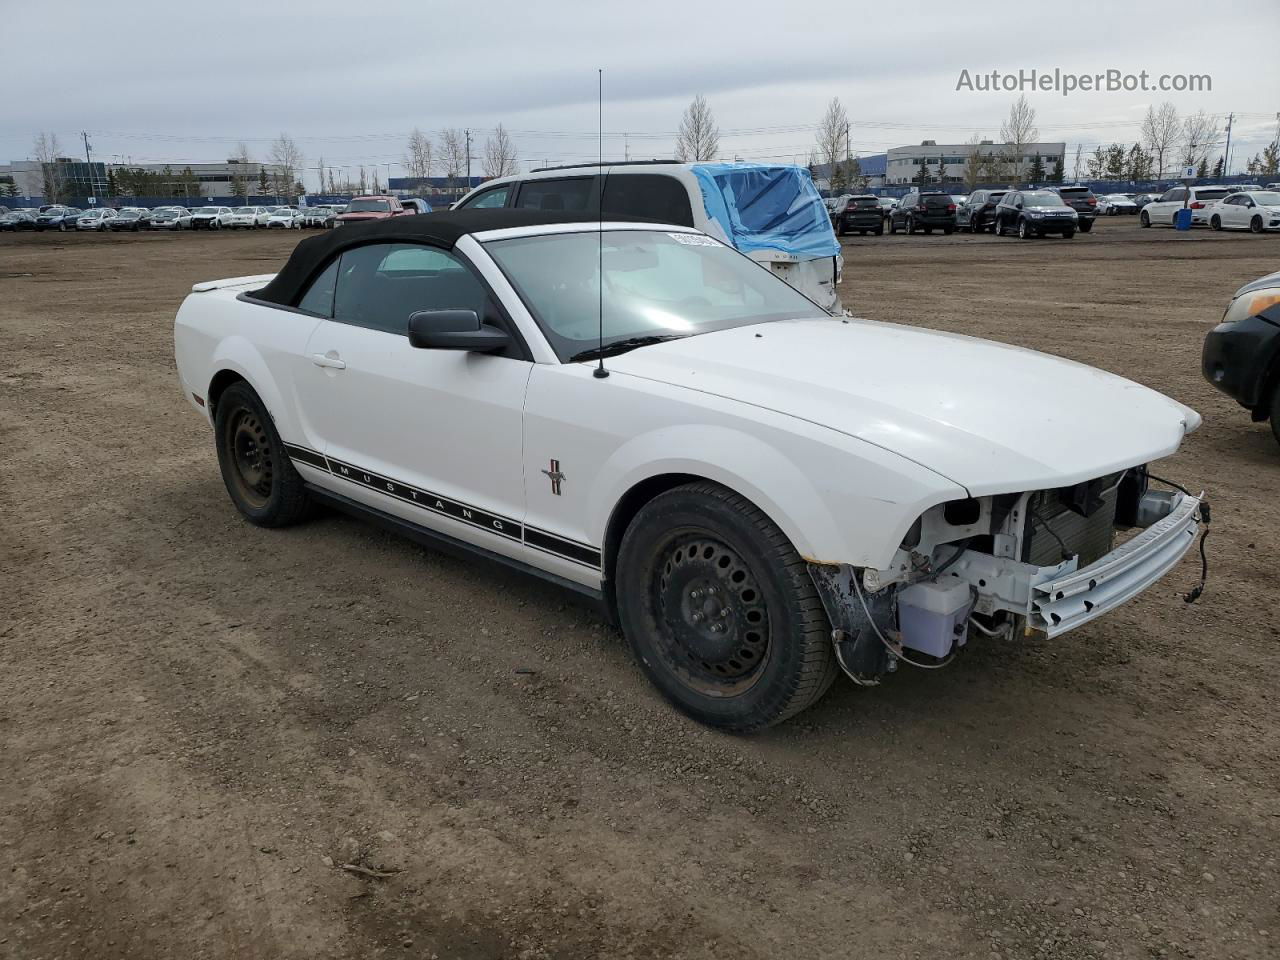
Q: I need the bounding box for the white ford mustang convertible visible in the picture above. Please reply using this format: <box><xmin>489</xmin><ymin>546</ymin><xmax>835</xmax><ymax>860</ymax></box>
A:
<box><xmin>174</xmin><ymin>209</ymin><xmax>1207</xmax><ymax>730</ymax></box>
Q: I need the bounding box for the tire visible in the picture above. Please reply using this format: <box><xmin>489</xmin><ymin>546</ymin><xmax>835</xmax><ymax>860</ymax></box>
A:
<box><xmin>1018</xmin><ymin>218</ymin><xmax>1032</xmax><ymax>239</ymax></box>
<box><xmin>874</xmin><ymin>225</ymin><xmax>883</xmax><ymax>236</ymax></box>
<box><xmin>1271</xmin><ymin>385</ymin><xmax>1280</xmax><ymax>448</ymax></box>
<box><xmin>943</xmin><ymin>226</ymin><xmax>953</xmax><ymax>235</ymax></box>
<box><xmin>1251</xmin><ymin>216</ymin><xmax>1264</xmax><ymax>234</ymax></box>
<box><xmin>835</xmin><ymin>220</ymin><xmax>845</xmax><ymax>237</ymax></box>
<box><xmin>1210</xmin><ymin>215</ymin><xmax>1222</xmax><ymax>231</ymax></box>
<box><xmin>1140</xmin><ymin>210</ymin><xmax>1151</xmax><ymax>228</ymax></box>
<box><xmin>923</xmin><ymin>226</ymin><xmax>932</xmax><ymax>234</ymax></box>
<box><xmin>615</xmin><ymin>482</ymin><xmax>837</xmax><ymax>731</ymax></box>
<box><xmin>1078</xmin><ymin>220</ymin><xmax>1093</xmax><ymax>233</ymax></box>
<box><xmin>889</xmin><ymin>218</ymin><xmax>898</xmax><ymax>234</ymax></box>
<box><xmin>1062</xmin><ymin>228</ymin><xmax>1075</xmax><ymax>239</ymax></box>
<box><xmin>213</xmin><ymin>381</ymin><xmax>311</xmax><ymax>528</ymax></box>
<box><xmin>58</xmin><ymin>222</ymin><xmax>67</xmax><ymax>232</ymax></box>
<box><xmin>906</xmin><ymin>216</ymin><xmax>916</xmax><ymax>235</ymax></box>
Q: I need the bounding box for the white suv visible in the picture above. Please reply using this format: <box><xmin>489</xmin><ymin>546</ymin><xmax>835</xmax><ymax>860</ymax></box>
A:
<box><xmin>453</xmin><ymin>162</ymin><xmax>844</xmax><ymax>313</ymax></box>
<box><xmin>1140</xmin><ymin>185</ymin><xmax>1233</xmax><ymax>228</ymax></box>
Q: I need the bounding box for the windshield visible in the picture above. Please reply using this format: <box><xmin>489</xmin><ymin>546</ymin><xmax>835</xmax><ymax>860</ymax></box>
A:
<box><xmin>1022</xmin><ymin>192</ymin><xmax>1064</xmax><ymax>206</ymax></box>
<box><xmin>234</xmin><ymin>207</ymin><xmax>255</xmax><ymax>214</ymax></box>
<box><xmin>345</xmin><ymin>199</ymin><xmax>390</xmax><ymax>212</ymax></box>
<box><xmin>1249</xmin><ymin>192</ymin><xmax>1280</xmax><ymax>205</ymax></box>
<box><xmin>485</xmin><ymin>229</ymin><xmax>827</xmax><ymax>362</ymax></box>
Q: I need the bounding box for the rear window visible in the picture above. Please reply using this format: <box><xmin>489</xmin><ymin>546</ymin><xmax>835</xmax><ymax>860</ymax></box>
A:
<box><xmin>850</xmin><ymin>197</ymin><xmax>880</xmax><ymax>208</ymax></box>
<box><xmin>1057</xmin><ymin>187</ymin><xmax>1092</xmax><ymax>197</ymax></box>
<box><xmin>1195</xmin><ymin>189</ymin><xmax>1229</xmax><ymax>201</ymax></box>
<box><xmin>602</xmin><ymin>174</ymin><xmax>694</xmax><ymax>227</ymax></box>
<box><xmin>516</xmin><ymin>178</ymin><xmax>594</xmax><ymax>213</ymax></box>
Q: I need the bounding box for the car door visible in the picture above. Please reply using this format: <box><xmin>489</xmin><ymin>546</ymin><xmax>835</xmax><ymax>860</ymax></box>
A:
<box><xmin>1230</xmin><ymin>195</ymin><xmax>1254</xmax><ymax>228</ymax></box>
<box><xmin>293</xmin><ymin>242</ymin><xmax>534</xmax><ymax>560</ymax></box>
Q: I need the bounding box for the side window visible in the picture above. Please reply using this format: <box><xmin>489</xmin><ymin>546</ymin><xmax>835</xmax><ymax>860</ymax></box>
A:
<box><xmin>459</xmin><ymin>185</ymin><xmax>510</xmax><ymax>209</ymax></box>
<box><xmin>602</xmin><ymin>174</ymin><xmax>694</xmax><ymax>227</ymax></box>
<box><xmin>515</xmin><ymin>178</ymin><xmax>595</xmax><ymax>212</ymax></box>
<box><xmin>332</xmin><ymin>243</ymin><xmax>490</xmax><ymax>336</ymax></box>
<box><xmin>297</xmin><ymin>259</ymin><xmax>339</xmax><ymax>316</ymax></box>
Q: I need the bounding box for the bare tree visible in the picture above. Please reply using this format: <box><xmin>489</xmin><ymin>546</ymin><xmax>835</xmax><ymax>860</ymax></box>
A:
<box><xmin>1179</xmin><ymin>110</ymin><xmax>1221</xmax><ymax>170</ymax></box>
<box><xmin>403</xmin><ymin>127</ymin><xmax>435</xmax><ymax>181</ymax></box>
<box><xmin>439</xmin><ymin>128</ymin><xmax>467</xmax><ymax>191</ymax></box>
<box><xmin>269</xmin><ymin>133</ymin><xmax>304</xmax><ymax>201</ymax></box>
<box><xmin>962</xmin><ymin>133</ymin><xmax>987</xmax><ymax>190</ymax></box>
<box><xmin>483</xmin><ymin>124</ymin><xmax>518</xmax><ymax>178</ymax></box>
<box><xmin>33</xmin><ymin>132</ymin><xmax>64</xmax><ymax>203</ymax></box>
<box><xmin>1071</xmin><ymin>143</ymin><xmax>1084</xmax><ymax>182</ymax></box>
<box><xmin>999</xmin><ymin>95</ymin><xmax>1038</xmax><ymax>180</ymax></box>
<box><xmin>674</xmin><ymin>95</ymin><xmax>720</xmax><ymax>162</ymax></box>
<box><xmin>1139</xmin><ymin>102</ymin><xmax>1180</xmax><ymax>178</ymax></box>
<box><xmin>813</xmin><ymin>97</ymin><xmax>848</xmax><ymax>191</ymax></box>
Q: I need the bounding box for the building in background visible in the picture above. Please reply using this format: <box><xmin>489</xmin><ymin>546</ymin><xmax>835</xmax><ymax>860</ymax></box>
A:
<box><xmin>0</xmin><ymin>157</ymin><xmax>288</xmax><ymax>201</ymax></box>
<box><xmin>885</xmin><ymin>140</ymin><xmax>1067</xmax><ymax>185</ymax></box>
<box><xmin>809</xmin><ymin>154</ymin><xmax>887</xmax><ymax>193</ymax></box>
<box><xmin>388</xmin><ymin>176</ymin><xmax>486</xmax><ymax>202</ymax></box>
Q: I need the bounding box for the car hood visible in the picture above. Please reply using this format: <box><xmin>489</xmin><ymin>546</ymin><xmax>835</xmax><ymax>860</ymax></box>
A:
<box><xmin>605</xmin><ymin>318</ymin><xmax>1199</xmax><ymax>496</ymax></box>
<box><xmin>1237</xmin><ymin>269</ymin><xmax>1280</xmax><ymax>296</ymax></box>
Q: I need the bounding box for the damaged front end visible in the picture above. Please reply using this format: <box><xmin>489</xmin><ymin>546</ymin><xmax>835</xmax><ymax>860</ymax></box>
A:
<box><xmin>810</xmin><ymin>467</ymin><xmax>1208</xmax><ymax>684</ymax></box>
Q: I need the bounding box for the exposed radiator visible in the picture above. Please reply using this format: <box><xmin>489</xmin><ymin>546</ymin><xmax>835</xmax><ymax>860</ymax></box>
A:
<box><xmin>1023</xmin><ymin>475</ymin><xmax>1121</xmax><ymax>568</ymax></box>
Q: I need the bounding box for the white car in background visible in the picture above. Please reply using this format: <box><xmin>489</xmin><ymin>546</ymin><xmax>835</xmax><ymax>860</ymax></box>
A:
<box><xmin>148</xmin><ymin>206</ymin><xmax>190</xmax><ymax>230</ymax></box>
<box><xmin>1139</xmin><ymin>185</ymin><xmax>1233</xmax><ymax>228</ymax></box>
<box><xmin>173</xmin><ymin>210</ymin><xmax>1206</xmax><ymax>731</ymax></box>
<box><xmin>1097</xmin><ymin>194</ymin><xmax>1138</xmax><ymax>215</ymax></box>
<box><xmin>75</xmin><ymin>208</ymin><xmax>117</xmax><ymax>231</ymax></box>
<box><xmin>226</xmin><ymin>206</ymin><xmax>271</xmax><ymax>229</ymax></box>
<box><xmin>1207</xmin><ymin>190</ymin><xmax>1280</xmax><ymax>233</ymax></box>
<box><xmin>266</xmin><ymin>208</ymin><xmax>302</xmax><ymax>229</ymax></box>
<box><xmin>189</xmin><ymin>206</ymin><xmax>234</xmax><ymax>230</ymax></box>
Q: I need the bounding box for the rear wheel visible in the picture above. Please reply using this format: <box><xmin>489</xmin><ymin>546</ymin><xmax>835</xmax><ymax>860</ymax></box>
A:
<box><xmin>943</xmin><ymin>226</ymin><xmax>953</xmax><ymax>235</ymax></box>
<box><xmin>889</xmin><ymin>218</ymin><xmax>898</xmax><ymax>234</ymax></box>
<box><xmin>1210</xmin><ymin>215</ymin><xmax>1222</xmax><ymax>231</ymax></box>
<box><xmin>213</xmin><ymin>382</ymin><xmax>311</xmax><ymax>527</ymax></box>
<box><xmin>615</xmin><ymin>482</ymin><xmax>836</xmax><ymax>731</ymax></box>
<box><xmin>906</xmin><ymin>216</ymin><xmax>916</xmax><ymax>235</ymax></box>
<box><xmin>1062</xmin><ymin>228</ymin><xmax>1075</xmax><ymax>239</ymax></box>
<box><xmin>1018</xmin><ymin>218</ymin><xmax>1033</xmax><ymax>239</ymax></box>
<box><xmin>1078</xmin><ymin>220</ymin><xmax>1093</xmax><ymax>233</ymax></box>
<box><xmin>1140</xmin><ymin>210</ymin><xmax>1151</xmax><ymax>228</ymax></box>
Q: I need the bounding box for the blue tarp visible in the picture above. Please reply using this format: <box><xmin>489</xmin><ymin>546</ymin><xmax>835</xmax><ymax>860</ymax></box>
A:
<box><xmin>691</xmin><ymin>163</ymin><xmax>840</xmax><ymax>260</ymax></box>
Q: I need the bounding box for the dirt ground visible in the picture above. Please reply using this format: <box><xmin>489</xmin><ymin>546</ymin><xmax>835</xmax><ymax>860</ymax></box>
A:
<box><xmin>2</xmin><ymin>219</ymin><xmax>1278</xmax><ymax>960</ymax></box>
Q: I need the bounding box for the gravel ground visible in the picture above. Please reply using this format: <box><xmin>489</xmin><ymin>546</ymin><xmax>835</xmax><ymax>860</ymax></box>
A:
<box><xmin>1</xmin><ymin>219</ymin><xmax>1277</xmax><ymax>959</ymax></box>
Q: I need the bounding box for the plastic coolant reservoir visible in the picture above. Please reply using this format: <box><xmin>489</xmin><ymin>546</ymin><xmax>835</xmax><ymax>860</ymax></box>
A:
<box><xmin>897</xmin><ymin>578</ymin><xmax>973</xmax><ymax>659</ymax></box>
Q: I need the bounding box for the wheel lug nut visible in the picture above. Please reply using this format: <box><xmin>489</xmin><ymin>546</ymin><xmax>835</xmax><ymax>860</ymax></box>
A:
<box><xmin>691</xmin><ymin>612</ymin><xmax>704</xmax><ymax>623</ymax></box>
<box><xmin>719</xmin><ymin>609</ymin><xmax>729</xmax><ymax>618</ymax></box>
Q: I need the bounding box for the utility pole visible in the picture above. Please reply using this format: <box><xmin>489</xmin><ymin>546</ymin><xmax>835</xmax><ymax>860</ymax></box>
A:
<box><xmin>624</xmin><ymin>133</ymin><xmax>629</xmax><ymax>162</ymax></box>
<box><xmin>1222</xmin><ymin>113</ymin><xmax>1234</xmax><ymax>177</ymax></box>
<box><xmin>465</xmin><ymin>129</ymin><xmax>472</xmax><ymax>194</ymax></box>
<box><xmin>81</xmin><ymin>131</ymin><xmax>96</xmax><ymax>205</ymax></box>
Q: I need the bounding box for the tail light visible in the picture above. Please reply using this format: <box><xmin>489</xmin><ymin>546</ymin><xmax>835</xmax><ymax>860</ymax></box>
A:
<box><xmin>1190</xmin><ymin>201</ymin><xmax>1205</xmax><ymax>209</ymax></box>
<box><xmin>1086</xmin><ymin>197</ymin><xmax>1097</xmax><ymax>206</ymax></box>
<box><xmin>946</xmin><ymin>203</ymin><xmax>956</xmax><ymax>213</ymax></box>
<box><xmin>845</xmin><ymin>201</ymin><xmax>856</xmax><ymax>211</ymax></box>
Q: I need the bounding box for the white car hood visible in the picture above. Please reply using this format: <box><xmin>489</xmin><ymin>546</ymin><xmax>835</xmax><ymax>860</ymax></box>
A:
<box><xmin>605</xmin><ymin>318</ymin><xmax>1199</xmax><ymax>495</ymax></box>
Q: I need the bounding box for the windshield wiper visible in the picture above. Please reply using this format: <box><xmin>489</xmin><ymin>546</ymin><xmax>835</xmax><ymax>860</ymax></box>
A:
<box><xmin>569</xmin><ymin>334</ymin><xmax>687</xmax><ymax>363</ymax></box>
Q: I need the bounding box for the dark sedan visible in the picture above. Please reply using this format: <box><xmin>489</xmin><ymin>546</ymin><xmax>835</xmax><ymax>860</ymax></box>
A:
<box><xmin>34</xmin><ymin>206</ymin><xmax>83</xmax><ymax>231</ymax></box>
<box><xmin>958</xmin><ymin>189</ymin><xmax>1007</xmax><ymax>233</ymax></box>
<box><xmin>832</xmin><ymin>195</ymin><xmax>885</xmax><ymax>236</ymax></box>
<box><xmin>108</xmin><ymin>210</ymin><xmax>151</xmax><ymax>231</ymax></box>
<box><xmin>0</xmin><ymin>210</ymin><xmax>37</xmax><ymax>231</ymax></box>
<box><xmin>1202</xmin><ymin>269</ymin><xmax>1280</xmax><ymax>447</ymax></box>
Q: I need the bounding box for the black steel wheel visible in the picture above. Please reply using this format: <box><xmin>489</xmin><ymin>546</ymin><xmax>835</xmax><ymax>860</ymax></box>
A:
<box><xmin>615</xmin><ymin>482</ymin><xmax>836</xmax><ymax>731</ymax></box>
<box><xmin>213</xmin><ymin>381</ymin><xmax>311</xmax><ymax>527</ymax></box>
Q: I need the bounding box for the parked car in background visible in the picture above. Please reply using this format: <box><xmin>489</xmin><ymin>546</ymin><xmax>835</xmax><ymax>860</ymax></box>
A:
<box><xmin>1225</xmin><ymin>184</ymin><xmax>1264</xmax><ymax>195</ymax></box>
<box><xmin>876</xmin><ymin>196</ymin><xmax>898</xmax><ymax>218</ymax></box>
<box><xmin>888</xmin><ymin>190</ymin><xmax>956</xmax><ymax>235</ymax></box>
<box><xmin>148</xmin><ymin>206</ymin><xmax>190</xmax><ymax>230</ymax></box>
<box><xmin>1140</xmin><ymin>185</ymin><xmax>1233</xmax><ymax>228</ymax></box>
<box><xmin>335</xmin><ymin>195</ymin><xmax>412</xmax><ymax>227</ymax></box>
<box><xmin>958</xmin><ymin>189</ymin><xmax>1006</xmax><ymax>233</ymax></box>
<box><xmin>0</xmin><ymin>210</ymin><xmax>36</xmax><ymax>231</ymax></box>
<box><xmin>299</xmin><ymin>207</ymin><xmax>337</xmax><ymax>228</ymax></box>
<box><xmin>266</xmin><ymin>208</ymin><xmax>302</xmax><ymax>229</ymax></box>
<box><xmin>452</xmin><ymin>162</ymin><xmax>843</xmax><ymax>312</ymax></box>
<box><xmin>1208</xmin><ymin>191</ymin><xmax>1280</xmax><ymax>233</ymax></box>
<box><xmin>173</xmin><ymin>210</ymin><xmax>1205</xmax><ymax>730</ymax></box>
<box><xmin>34</xmin><ymin>206</ymin><xmax>82</xmax><ymax>231</ymax></box>
<box><xmin>1046</xmin><ymin>185</ymin><xmax>1097</xmax><ymax>232</ymax></box>
<box><xmin>1202</xmin><ymin>268</ymin><xmax>1280</xmax><ymax>446</ymax></box>
<box><xmin>993</xmin><ymin>190</ymin><xmax>1078</xmax><ymax>239</ymax></box>
<box><xmin>225</xmin><ymin>206</ymin><xmax>271</xmax><ymax>229</ymax></box>
<box><xmin>832</xmin><ymin>195</ymin><xmax>885</xmax><ymax>236</ymax></box>
<box><xmin>75</xmin><ymin>208</ymin><xmax>117</xmax><ymax>231</ymax></box>
<box><xmin>400</xmin><ymin>198</ymin><xmax>431</xmax><ymax>215</ymax></box>
<box><xmin>108</xmin><ymin>209</ymin><xmax>150</xmax><ymax>231</ymax></box>
<box><xmin>1098</xmin><ymin>194</ymin><xmax>1138</xmax><ymax>215</ymax></box>
<box><xmin>189</xmin><ymin>206</ymin><xmax>234</xmax><ymax>230</ymax></box>
<box><xmin>1132</xmin><ymin>193</ymin><xmax>1160</xmax><ymax>210</ymax></box>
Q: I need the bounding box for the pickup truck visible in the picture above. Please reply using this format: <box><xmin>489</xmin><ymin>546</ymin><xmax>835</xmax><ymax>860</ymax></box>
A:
<box><xmin>173</xmin><ymin>208</ymin><xmax>1207</xmax><ymax>731</ymax></box>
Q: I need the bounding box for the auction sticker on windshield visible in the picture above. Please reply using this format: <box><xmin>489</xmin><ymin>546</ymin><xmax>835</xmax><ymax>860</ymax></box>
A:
<box><xmin>668</xmin><ymin>232</ymin><xmax>719</xmax><ymax>246</ymax></box>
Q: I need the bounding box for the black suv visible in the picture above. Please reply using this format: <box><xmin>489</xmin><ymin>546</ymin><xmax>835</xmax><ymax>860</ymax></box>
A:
<box><xmin>958</xmin><ymin>189</ymin><xmax>1006</xmax><ymax>233</ymax></box>
<box><xmin>833</xmin><ymin>195</ymin><xmax>885</xmax><ymax>236</ymax></box>
<box><xmin>1047</xmin><ymin>185</ymin><xmax>1097</xmax><ymax>232</ymax></box>
<box><xmin>993</xmin><ymin>190</ymin><xmax>1078</xmax><ymax>239</ymax></box>
<box><xmin>888</xmin><ymin>191</ymin><xmax>956</xmax><ymax>235</ymax></box>
<box><xmin>1202</xmin><ymin>269</ymin><xmax>1280</xmax><ymax>447</ymax></box>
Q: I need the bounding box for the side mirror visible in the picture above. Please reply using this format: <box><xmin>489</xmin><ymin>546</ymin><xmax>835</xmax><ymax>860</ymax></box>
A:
<box><xmin>408</xmin><ymin>309</ymin><xmax>510</xmax><ymax>353</ymax></box>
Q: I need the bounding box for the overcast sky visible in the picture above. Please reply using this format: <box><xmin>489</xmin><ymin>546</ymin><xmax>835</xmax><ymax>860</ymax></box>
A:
<box><xmin>5</xmin><ymin>0</ymin><xmax>1278</xmax><ymax>188</ymax></box>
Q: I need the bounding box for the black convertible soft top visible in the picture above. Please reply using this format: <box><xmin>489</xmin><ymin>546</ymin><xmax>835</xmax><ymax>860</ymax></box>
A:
<box><xmin>255</xmin><ymin>208</ymin><xmax>651</xmax><ymax>306</ymax></box>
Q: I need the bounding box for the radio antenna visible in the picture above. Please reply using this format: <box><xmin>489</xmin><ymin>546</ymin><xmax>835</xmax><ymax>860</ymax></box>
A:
<box><xmin>593</xmin><ymin>67</ymin><xmax>609</xmax><ymax>379</ymax></box>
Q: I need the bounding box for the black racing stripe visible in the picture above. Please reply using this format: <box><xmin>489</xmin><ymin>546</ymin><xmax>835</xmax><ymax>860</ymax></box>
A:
<box><xmin>524</xmin><ymin>528</ymin><xmax>602</xmax><ymax>569</ymax></box>
<box><xmin>283</xmin><ymin>444</ymin><xmax>328</xmax><ymax>469</ymax></box>
<box><xmin>325</xmin><ymin>457</ymin><xmax>523</xmax><ymax>542</ymax></box>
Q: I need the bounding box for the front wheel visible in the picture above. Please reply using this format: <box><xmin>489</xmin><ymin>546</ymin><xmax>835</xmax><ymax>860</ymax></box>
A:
<box><xmin>615</xmin><ymin>482</ymin><xmax>836</xmax><ymax>731</ymax></box>
<box><xmin>1140</xmin><ymin>211</ymin><xmax>1150</xmax><ymax>228</ymax></box>
<box><xmin>213</xmin><ymin>382</ymin><xmax>311</xmax><ymax>527</ymax></box>
<box><xmin>1251</xmin><ymin>216</ymin><xmax>1264</xmax><ymax>234</ymax></box>
<box><xmin>1062</xmin><ymin>228</ymin><xmax>1075</xmax><ymax>239</ymax></box>
<box><xmin>1018</xmin><ymin>218</ymin><xmax>1032</xmax><ymax>239</ymax></box>
<box><xmin>889</xmin><ymin>218</ymin><xmax>898</xmax><ymax>234</ymax></box>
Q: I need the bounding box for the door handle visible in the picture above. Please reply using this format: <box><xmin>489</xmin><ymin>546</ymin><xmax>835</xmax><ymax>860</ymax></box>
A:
<box><xmin>311</xmin><ymin>353</ymin><xmax>346</xmax><ymax>370</ymax></box>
